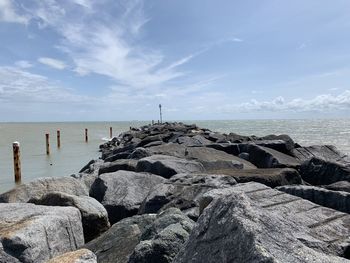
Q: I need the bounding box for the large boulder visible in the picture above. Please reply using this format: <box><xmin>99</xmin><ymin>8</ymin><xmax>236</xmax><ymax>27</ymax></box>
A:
<box><xmin>239</xmin><ymin>144</ymin><xmax>301</xmax><ymax>169</ymax></box>
<box><xmin>174</xmin><ymin>183</ymin><xmax>350</xmax><ymax>262</ymax></box>
<box><xmin>129</xmin><ymin>208</ymin><xmax>194</xmax><ymax>263</ymax></box>
<box><xmin>90</xmin><ymin>171</ymin><xmax>165</xmax><ymax>224</ymax></box>
<box><xmin>260</xmin><ymin>134</ymin><xmax>295</xmax><ymax>153</ymax></box>
<box><xmin>207</xmin><ymin>168</ymin><xmax>302</xmax><ymax>187</ymax></box>
<box><xmin>136</xmin><ymin>155</ymin><xmax>205</xmax><ymax>178</ymax></box>
<box><xmin>176</xmin><ymin>135</ymin><xmax>212</xmax><ymax>146</ymax></box>
<box><xmin>46</xmin><ymin>249</ymin><xmax>97</xmax><ymax>263</ymax></box>
<box><xmin>0</xmin><ymin>203</ymin><xmax>84</xmax><ymax>263</ymax></box>
<box><xmin>0</xmin><ymin>177</ymin><xmax>88</xmax><ymax>203</ymax></box>
<box><xmin>84</xmin><ymin>214</ymin><xmax>156</xmax><ymax>263</ymax></box>
<box><xmin>277</xmin><ymin>185</ymin><xmax>350</xmax><ymax>214</ymax></box>
<box><xmin>98</xmin><ymin>159</ymin><xmax>138</xmax><ymax>175</ymax></box>
<box><xmin>300</xmin><ymin>157</ymin><xmax>350</xmax><ymax>185</ymax></box>
<box><xmin>148</xmin><ymin>143</ymin><xmax>187</xmax><ymax>158</ymax></box>
<box><xmin>293</xmin><ymin>145</ymin><xmax>350</xmax><ymax>163</ymax></box>
<box><xmin>29</xmin><ymin>192</ymin><xmax>110</xmax><ymax>242</ymax></box>
<box><xmin>139</xmin><ymin>173</ymin><xmax>237</xmax><ymax>220</ymax></box>
<box><xmin>324</xmin><ymin>181</ymin><xmax>350</xmax><ymax>193</ymax></box>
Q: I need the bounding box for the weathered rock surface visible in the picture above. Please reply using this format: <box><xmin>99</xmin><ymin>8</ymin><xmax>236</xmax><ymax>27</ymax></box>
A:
<box><xmin>139</xmin><ymin>173</ymin><xmax>237</xmax><ymax>220</ymax></box>
<box><xmin>98</xmin><ymin>159</ymin><xmax>138</xmax><ymax>175</ymax></box>
<box><xmin>300</xmin><ymin>157</ymin><xmax>350</xmax><ymax>185</ymax></box>
<box><xmin>176</xmin><ymin>135</ymin><xmax>212</xmax><ymax>146</ymax></box>
<box><xmin>174</xmin><ymin>183</ymin><xmax>350</xmax><ymax>262</ymax></box>
<box><xmin>90</xmin><ymin>171</ymin><xmax>165</xmax><ymax>224</ymax></box>
<box><xmin>324</xmin><ymin>181</ymin><xmax>350</xmax><ymax>193</ymax></box>
<box><xmin>129</xmin><ymin>208</ymin><xmax>194</xmax><ymax>263</ymax></box>
<box><xmin>85</xmin><ymin>214</ymin><xmax>156</xmax><ymax>263</ymax></box>
<box><xmin>277</xmin><ymin>185</ymin><xmax>350</xmax><ymax>214</ymax></box>
<box><xmin>46</xmin><ymin>249</ymin><xmax>97</xmax><ymax>263</ymax></box>
<box><xmin>207</xmin><ymin>168</ymin><xmax>302</xmax><ymax>187</ymax></box>
<box><xmin>0</xmin><ymin>177</ymin><xmax>88</xmax><ymax>203</ymax></box>
<box><xmin>0</xmin><ymin>203</ymin><xmax>84</xmax><ymax>263</ymax></box>
<box><xmin>29</xmin><ymin>192</ymin><xmax>110</xmax><ymax>242</ymax></box>
<box><xmin>293</xmin><ymin>145</ymin><xmax>350</xmax><ymax>163</ymax></box>
<box><xmin>136</xmin><ymin>155</ymin><xmax>205</xmax><ymax>178</ymax></box>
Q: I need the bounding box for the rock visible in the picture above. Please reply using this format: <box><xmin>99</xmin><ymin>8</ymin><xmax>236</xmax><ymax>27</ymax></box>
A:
<box><xmin>128</xmin><ymin>208</ymin><xmax>194</xmax><ymax>263</ymax></box>
<box><xmin>239</xmin><ymin>144</ymin><xmax>301</xmax><ymax>168</ymax></box>
<box><xmin>84</xmin><ymin>214</ymin><xmax>156</xmax><ymax>263</ymax></box>
<box><xmin>0</xmin><ymin>177</ymin><xmax>88</xmax><ymax>203</ymax></box>
<box><xmin>0</xmin><ymin>203</ymin><xmax>84</xmax><ymax>263</ymax></box>
<box><xmin>29</xmin><ymin>192</ymin><xmax>110</xmax><ymax>242</ymax></box>
<box><xmin>196</xmin><ymin>183</ymin><xmax>350</xmax><ymax>262</ymax></box>
<box><xmin>177</xmin><ymin>135</ymin><xmax>211</xmax><ymax>146</ymax></box>
<box><xmin>260</xmin><ymin>134</ymin><xmax>295</xmax><ymax>153</ymax></box>
<box><xmin>174</xmin><ymin>183</ymin><xmax>350</xmax><ymax>263</ymax></box>
<box><xmin>128</xmin><ymin>148</ymin><xmax>151</xmax><ymax>160</ymax></box>
<box><xmin>324</xmin><ymin>181</ymin><xmax>350</xmax><ymax>193</ymax></box>
<box><xmin>148</xmin><ymin>143</ymin><xmax>187</xmax><ymax>158</ymax></box>
<box><xmin>46</xmin><ymin>249</ymin><xmax>97</xmax><ymax>263</ymax></box>
<box><xmin>98</xmin><ymin>159</ymin><xmax>138</xmax><ymax>175</ymax></box>
<box><xmin>206</xmin><ymin>168</ymin><xmax>302</xmax><ymax>187</ymax></box>
<box><xmin>300</xmin><ymin>157</ymin><xmax>350</xmax><ymax>185</ymax></box>
<box><xmin>205</xmin><ymin>143</ymin><xmax>240</xmax><ymax>155</ymax></box>
<box><xmin>139</xmin><ymin>173</ymin><xmax>237</xmax><ymax>220</ymax></box>
<box><xmin>90</xmin><ymin>171</ymin><xmax>165</xmax><ymax>224</ymax></box>
<box><xmin>238</xmin><ymin>152</ymin><xmax>250</xmax><ymax>160</ymax></box>
<box><xmin>277</xmin><ymin>185</ymin><xmax>350</xmax><ymax>214</ymax></box>
<box><xmin>143</xmin><ymin>141</ymin><xmax>164</xmax><ymax>148</ymax></box>
<box><xmin>293</xmin><ymin>145</ymin><xmax>350</xmax><ymax>163</ymax></box>
<box><xmin>137</xmin><ymin>134</ymin><xmax>169</xmax><ymax>148</ymax></box>
<box><xmin>0</xmin><ymin>249</ymin><xmax>20</xmax><ymax>263</ymax></box>
<box><xmin>136</xmin><ymin>155</ymin><xmax>205</xmax><ymax>179</ymax></box>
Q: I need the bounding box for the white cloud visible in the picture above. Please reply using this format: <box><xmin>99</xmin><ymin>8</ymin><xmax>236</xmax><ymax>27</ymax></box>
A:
<box><xmin>0</xmin><ymin>0</ymin><xmax>29</xmax><ymax>24</ymax></box>
<box><xmin>14</xmin><ymin>60</ymin><xmax>33</xmax><ymax>69</ymax></box>
<box><xmin>219</xmin><ymin>91</ymin><xmax>350</xmax><ymax>113</ymax></box>
<box><xmin>38</xmin><ymin>57</ymin><xmax>67</xmax><ymax>70</ymax></box>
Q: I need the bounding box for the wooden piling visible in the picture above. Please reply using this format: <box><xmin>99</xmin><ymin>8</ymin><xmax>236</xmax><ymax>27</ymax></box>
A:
<box><xmin>57</xmin><ymin>130</ymin><xmax>61</xmax><ymax>148</ymax></box>
<box><xmin>85</xmin><ymin>128</ymin><xmax>88</xmax><ymax>142</ymax></box>
<box><xmin>46</xmin><ymin>133</ymin><xmax>50</xmax><ymax>155</ymax></box>
<box><xmin>13</xmin><ymin>142</ymin><xmax>21</xmax><ymax>182</ymax></box>
<box><xmin>110</xmin><ymin>127</ymin><xmax>113</xmax><ymax>138</ymax></box>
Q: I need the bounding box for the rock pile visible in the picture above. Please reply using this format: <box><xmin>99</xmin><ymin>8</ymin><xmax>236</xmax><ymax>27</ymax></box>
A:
<box><xmin>1</xmin><ymin>122</ymin><xmax>350</xmax><ymax>262</ymax></box>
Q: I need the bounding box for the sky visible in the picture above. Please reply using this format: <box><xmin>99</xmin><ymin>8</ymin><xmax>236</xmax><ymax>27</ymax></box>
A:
<box><xmin>0</xmin><ymin>0</ymin><xmax>350</xmax><ymax>121</ymax></box>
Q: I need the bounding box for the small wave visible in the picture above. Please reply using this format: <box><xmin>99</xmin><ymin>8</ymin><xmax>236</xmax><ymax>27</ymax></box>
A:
<box><xmin>101</xmin><ymin>137</ymin><xmax>111</xmax><ymax>142</ymax></box>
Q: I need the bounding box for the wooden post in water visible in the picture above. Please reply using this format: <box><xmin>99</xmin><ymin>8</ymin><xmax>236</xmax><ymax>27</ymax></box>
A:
<box><xmin>46</xmin><ymin>133</ymin><xmax>50</xmax><ymax>155</ymax></box>
<box><xmin>13</xmin><ymin>142</ymin><xmax>21</xmax><ymax>182</ymax></box>
<box><xmin>110</xmin><ymin>127</ymin><xmax>113</xmax><ymax>138</ymax></box>
<box><xmin>57</xmin><ymin>130</ymin><xmax>61</xmax><ymax>148</ymax></box>
<box><xmin>85</xmin><ymin>128</ymin><xmax>88</xmax><ymax>142</ymax></box>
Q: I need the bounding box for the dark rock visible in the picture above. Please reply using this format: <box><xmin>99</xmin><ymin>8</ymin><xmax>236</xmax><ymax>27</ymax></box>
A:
<box><xmin>128</xmin><ymin>148</ymin><xmax>151</xmax><ymax>160</ymax></box>
<box><xmin>205</xmin><ymin>143</ymin><xmax>240</xmax><ymax>155</ymax></box>
<box><xmin>206</xmin><ymin>168</ymin><xmax>302</xmax><ymax>187</ymax></box>
<box><xmin>260</xmin><ymin>134</ymin><xmax>295</xmax><ymax>153</ymax></box>
<box><xmin>139</xmin><ymin>173</ymin><xmax>237</xmax><ymax>220</ymax></box>
<box><xmin>98</xmin><ymin>159</ymin><xmax>138</xmax><ymax>175</ymax></box>
<box><xmin>174</xmin><ymin>182</ymin><xmax>350</xmax><ymax>263</ymax></box>
<box><xmin>143</xmin><ymin>141</ymin><xmax>164</xmax><ymax>148</ymax></box>
<box><xmin>128</xmin><ymin>208</ymin><xmax>194</xmax><ymax>263</ymax></box>
<box><xmin>0</xmin><ymin>203</ymin><xmax>84</xmax><ymax>263</ymax></box>
<box><xmin>300</xmin><ymin>157</ymin><xmax>350</xmax><ymax>185</ymax></box>
<box><xmin>136</xmin><ymin>155</ymin><xmax>205</xmax><ymax>179</ymax></box>
<box><xmin>277</xmin><ymin>185</ymin><xmax>350</xmax><ymax>214</ymax></box>
<box><xmin>148</xmin><ymin>143</ymin><xmax>187</xmax><ymax>158</ymax></box>
<box><xmin>324</xmin><ymin>181</ymin><xmax>350</xmax><ymax>193</ymax></box>
<box><xmin>0</xmin><ymin>177</ymin><xmax>88</xmax><ymax>203</ymax></box>
<box><xmin>177</xmin><ymin>135</ymin><xmax>211</xmax><ymax>146</ymax></box>
<box><xmin>46</xmin><ymin>249</ymin><xmax>97</xmax><ymax>263</ymax></box>
<box><xmin>29</xmin><ymin>192</ymin><xmax>110</xmax><ymax>242</ymax></box>
<box><xmin>90</xmin><ymin>171</ymin><xmax>165</xmax><ymax>224</ymax></box>
<box><xmin>238</xmin><ymin>152</ymin><xmax>250</xmax><ymax>161</ymax></box>
<box><xmin>84</xmin><ymin>214</ymin><xmax>156</xmax><ymax>263</ymax></box>
<box><xmin>104</xmin><ymin>152</ymin><xmax>131</xmax><ymax>162</ymax></box>
<box><xmin>239</xmin><ymin>144</ymin><xmax>301</xmax><ymax>168</ymax></box>
<box><xmin>293</xmin><ymin>145</ymin><xmax>350</xmax><ymax>163</ymax></box>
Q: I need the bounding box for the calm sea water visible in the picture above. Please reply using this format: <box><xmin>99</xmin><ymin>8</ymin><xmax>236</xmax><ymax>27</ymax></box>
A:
<box><xmin>0</xmin><ymin>119</ymin><xmax>349</xmax><ymax>193</ymax></box>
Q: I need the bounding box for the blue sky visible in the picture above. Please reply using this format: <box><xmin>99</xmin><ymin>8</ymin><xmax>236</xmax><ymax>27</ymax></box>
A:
<box><xmin>0</xmin><ymin>0</ymin><xmax>350</xmax><ymax>121</ymax></box>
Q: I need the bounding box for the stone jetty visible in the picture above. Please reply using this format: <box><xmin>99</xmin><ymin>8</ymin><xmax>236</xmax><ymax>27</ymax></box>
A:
<box><xmin>1</xmin><ymin>122</ymin><xmax>350</xmax><ymax>262</ymax></box>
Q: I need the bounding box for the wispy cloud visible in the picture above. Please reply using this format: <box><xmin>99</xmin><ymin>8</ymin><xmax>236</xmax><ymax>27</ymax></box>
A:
<box><xmin>38</xmin><ymin>57</ymin><xmax>67</xmax><ymax>70</ymax></box>
<box><xmin>0</xmin><ymin>0</ymin><xmax>29</xmax><ymax>24</ymax></box>
<box><xmin>14</xmin><ymin>60</ymin><xmax>33</xmax><ymax>69</ymax></box>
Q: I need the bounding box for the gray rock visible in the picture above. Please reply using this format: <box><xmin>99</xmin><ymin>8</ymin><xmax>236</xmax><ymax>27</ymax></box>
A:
<box><xmin>90</xmin><ymin>171</ymin><xmax>165</xmax><ymax>224</ymax></box>
<box><xmin>293</xmin><ymin>145</ymin><xmax>350</xmax><ymax>163</ymax></box>
<box><xmin>277</xmin><ymin>185</ymin><xmax>350</xmax><ymax>214</ymax></box>
<box><xmin>0</xmin><ymin>176</ymin><xmax>88</xmax><ymax>203</ymax></box>
<box><xmin>177</xmin><ymin>135</ymin><xmax>212</xmax><ymax>146</ymax></box>
<box><xmin>128</xmin><ymin>148</ymin><xmax>151</xmax><ymax>160</ymax></box>
<box><xmin>46</xmin><ymin>249</ymin><xmax>97</xmax><ymax>263</ymax></box>
<box><xmin>260</xmin><ymin>134</ymin><xmax>295</xmax><ymax>153</ymax></box>
<box><xmin>148</xmin><ymin>143</ymin><xmax>187</xmax><ymax>158</ymax></box>
<box><xmin>205</xmin><ymin>143</ymin><xmax>240</xmax><ymax>155</ymax></box>
<box><xmin>29</xmin><ymin>192</ymin><xmax>110</xmax><ymax>242</ymax></box>
<box><xmin>206</xmin><ymin>168</ymin><xmax>302</xmax><ymax>188</ymax></box>
<box><xmin>239</xmin><ymin>144</ymin><xmax>301</xmax><ymax>168</ymax></box>
<box><xmin>85</xmin><ymin>214</ymin><xmax>156</xmax><ymax>263</ymax></box>
<box><xmin>300</xmin><ymin>157</ymin><xmax>350</xmax><ymax>185</ymax></box>
<box><xmin>128</xmin><ymin>208</ymin><xmax>194</xmax><ymax>263</ymax></box>
<box><xmin>98</xmin><ymin>159</ymin><xmax>138</xmax><ymax>175</ymax></box>
<box><xmin>139</xmin><ymin>173</ymin><xmax>237</xmax><ymax>220</ymax></box>
<box><xmin>324</xmin><ymin>181</ymin><xmax>350</xmax><ymax>193</ymax></box>
<box><xmin>136</xmin><ymin>155</ymin><xmax>205</xmax><ymax>178</ymax></box>
<box><xmin>0</xmin><ymin>203</ymin><xmax>84</xmax><ymax>263</ymax></box>
<box><xmin>198</xmin><ymin>182</ymin><xmax>350</xmax><ymax>259</ymax></box>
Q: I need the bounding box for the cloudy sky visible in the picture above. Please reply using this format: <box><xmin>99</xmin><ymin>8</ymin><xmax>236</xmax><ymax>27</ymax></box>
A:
<box><xmin>0</xmin><ymin>0</ymin><xmax>350</xmax><ymax>121</ymax></box>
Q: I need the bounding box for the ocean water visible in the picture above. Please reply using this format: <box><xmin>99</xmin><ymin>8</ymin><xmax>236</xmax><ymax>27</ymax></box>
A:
<box><xmin>0</xmin><ymin>119</ymin><xmax>349</xmax><ymax>193</ymax></box>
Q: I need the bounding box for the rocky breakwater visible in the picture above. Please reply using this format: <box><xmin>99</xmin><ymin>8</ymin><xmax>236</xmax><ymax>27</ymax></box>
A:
<box><xmin>1</xmin><ymin>122</ymin><xmax>350</xmax><ymax>262</ymax></box>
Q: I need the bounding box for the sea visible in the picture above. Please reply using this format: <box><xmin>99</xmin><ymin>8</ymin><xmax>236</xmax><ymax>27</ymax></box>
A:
<box><xmin>0</xmin><ymin>119</ymin><xmax>349</xmax><ymax>193</ymax></box>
